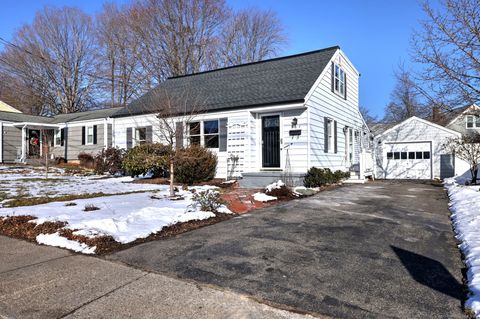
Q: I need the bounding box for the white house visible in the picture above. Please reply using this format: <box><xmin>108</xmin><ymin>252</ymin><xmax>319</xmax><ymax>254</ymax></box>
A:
<box><xmin>110</xmin><ymin>46</ymin><xmax>372</xmax><ymax>186</ymax></box>
<box><xmin>1</xmin><ymin>46</ymin><xmax>372</xmax><ymax>187</ymax></box>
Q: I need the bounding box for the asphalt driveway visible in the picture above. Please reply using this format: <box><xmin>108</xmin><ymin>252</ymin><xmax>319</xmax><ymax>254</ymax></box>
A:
<box><xmin>107</xmin><ymin>181</ymin><xmax>466</xmax><ymax>319</ymax></box>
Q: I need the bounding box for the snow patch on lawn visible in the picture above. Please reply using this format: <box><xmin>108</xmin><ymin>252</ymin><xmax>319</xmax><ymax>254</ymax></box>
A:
<box><xmin>37</xmin><ymin>233</ymin><xmax>96</xmax><ymax>254</ymax></box>
<box><xmin>253</xmin><ymin>192</ymin><xmax>277</xmax><ymax>202</ymax></box>
<box><xmin>445</xmin><ymin>177</ymin><xmax>480</xmax><ymax>317</ymax></box>
<box><xmin>0</xmin><ymin>185</ymin><xmax>227</xmax><ymax>253</ymax></box>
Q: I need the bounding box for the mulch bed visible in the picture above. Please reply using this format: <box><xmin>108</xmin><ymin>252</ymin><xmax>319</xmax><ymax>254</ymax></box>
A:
<box><xmin>131</xmin><ymin>178</ymin><xmax>237</xmax><ymax>189</ymax></box>
<box><xmin>0</xmin><ymin>213</ymin><xmax>234</xmax><ymax>255</ymax></box>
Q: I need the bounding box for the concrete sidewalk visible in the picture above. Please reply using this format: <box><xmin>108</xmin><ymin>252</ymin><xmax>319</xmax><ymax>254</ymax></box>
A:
<box><xmin>0</xmin><ymin>236</ymin><xmax>315</xmax><ymax>319</ymax></box>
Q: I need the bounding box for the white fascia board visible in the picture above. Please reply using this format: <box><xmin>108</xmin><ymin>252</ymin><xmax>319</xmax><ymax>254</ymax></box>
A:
<box><xmin>304</xmin><ymin>48</ymin><xmax>340</xmax><ymax>102</ymax></box>
<box><xmin>10</xmin><ymin>122</ymin><xmax>61</xmax><ymax>129</ymax></box>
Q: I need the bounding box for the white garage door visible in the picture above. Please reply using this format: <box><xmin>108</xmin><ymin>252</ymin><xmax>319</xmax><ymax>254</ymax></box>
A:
<box><xmin>384</xmin><ymin>142</ymin><xmax>432</xmax><ymax>179</ymax></box>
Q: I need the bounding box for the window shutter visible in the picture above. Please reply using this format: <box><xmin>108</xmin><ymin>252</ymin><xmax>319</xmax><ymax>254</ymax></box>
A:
<box><xmin>219</xmin><ymin>118</ymin><xmax>228</xmax><ymax>152</ymax></box>
<box><xmin>344</xmin><ymin>74</ymin><xmax>347</xmax><ymax>100</ymax></box>
<box><xmin>64</xmin><ymin>128</ymin><xmax>68</xmax><ymax>159</ymax></box>
<box><xmin>324</xmin><ymin>117</ymin><xmax>329</xmax><ymax>153</ymax></box>
<box><xmin>60</xmin><ymin>129</ymin><xmax>65</xmax><ymax>147</ymax></box>
<box><xmin>81</xmin><ymin>126</ymin><xmax>85</xmax><ymax>145</ymax></box>
<box><xmin>50</xmin><ymin>131</ymin><xmax>54</xmax><ymax>147</ymax></box>
<box><xmin>146</xmin><ymin>126</ymin><xmax>153</xmax><ymax>143</ymax></box>
<box><xmin>126</xmin><ymin>128</ymin><xmax>132</xmax><ymax>150</ymax></box>
<box><xmin>93</xmin><ymin>125</ymin><xmax>98</xmax><ymax>145</ymax></box>
<box><xmin>175</xmin><ymin>122</ymin><xmax>183</xmax><ymax>149</ymax></box>
<box><xmin>334</xmin><ymin>120</ymin><xmax>338</xmax><ymax>153</ymax></box>
<box><xmin>331</xmin><ymin>62</ymin><xmax>335</xmax><ymax>93</ymax></box>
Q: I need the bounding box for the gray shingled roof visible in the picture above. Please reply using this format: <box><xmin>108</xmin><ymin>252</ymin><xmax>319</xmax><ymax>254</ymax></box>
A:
<box><xmin>0</xmin><ymin>111</ymin><xmax>54</xmax><ymax>123</ymax></box>
<box><xmin>0</xmin><ymin>108</ymin><xmax>122</xmax><ymax>124</ymax></box>
<box><xmin>51</xmin><ymin>107</ymin><xmax>123</xmax><ymax>123</ymax></box>
<box><xmin>369</xmin><ymin>122</ymin><xmax>397</xmax><ymax>136</ymax></box>
<box><xmin>114</xmin><ymin>46</ymin><xmax>340</xmax><ymax>117</ymax></box>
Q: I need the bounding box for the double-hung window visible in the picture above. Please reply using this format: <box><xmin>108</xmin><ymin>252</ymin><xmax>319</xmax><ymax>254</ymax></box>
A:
<box><xmin>134</xmin><ymin>127</ymin><xmax>147</xmax><ymax>146</ymax></box>
<box><xmin>189</xmin><ymin>122</ymin><xmax>201</xmax><ymax>145</ymax></box>
<box><xmin>203</xmin><ymin>120</ymin><xmax>219</xmax><ymax>148</ymax></box>
<box><xmin>54</xmin><ymin>129</ymin><xmax>64</xmax><ymax>146</ymax></box>
<box><xmin>188</xmin><ymin>120</ymin><xmax>220</xmax><ymax>148</ymax></box>
<box><xmin>327</xmin><ymin>119</ymin><xmax>333</xmax><ymax>152</ymax></box>
<box><xmin>86</xmin><ymin>126</ymin><xmax>94</xmax><ymax>145</ymax></box>
<box><xmin>334</xmin><ymin>64</ymin><xmax>346</xmax><ymax>97</ymax></box>
<box><xmin>466</xmin><ymin>115</ymin><xmax>480</xmax><ymax>129</ymax></box>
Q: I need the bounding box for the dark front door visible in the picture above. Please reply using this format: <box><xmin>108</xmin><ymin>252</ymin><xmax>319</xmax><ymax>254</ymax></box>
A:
<box><xmin>262</xmin><ymin>115</ymin><xmax>280</xmax><ymax>168</ymax></box>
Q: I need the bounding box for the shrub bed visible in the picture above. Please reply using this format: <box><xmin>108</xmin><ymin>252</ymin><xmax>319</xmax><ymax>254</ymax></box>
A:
<box><xmin>122</xmin><ymin>143</ymin><xmax>172</xmax><ymax>177</ymax></box>
<box><xmin>94</xmin><ymin>147</ymin><xmax>126</xmax><ymax>175</ymax></box>
<box><xmin>303</xmin><ymin>167</ymin><xmax>350</xmax><ymax>188</ymax></box>
<box><xmin>174</xmin><ymin>145</ymin><xmax>217</xmax><ymax>184</ymax></box>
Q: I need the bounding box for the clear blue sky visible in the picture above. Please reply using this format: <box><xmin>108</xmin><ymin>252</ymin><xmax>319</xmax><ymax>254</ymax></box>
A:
<box><xmin>0</xmin><ymin>0</ymin><xmax>433</xmax><ymax>118</ymax></box>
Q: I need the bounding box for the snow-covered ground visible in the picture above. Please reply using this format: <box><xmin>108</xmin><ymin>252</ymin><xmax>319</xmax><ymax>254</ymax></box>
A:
<box><xmin>445</xmin><ymin>176</ymin><xmax>480</xmax><ymax>317</ymax></box>
<box><xmin>0</xmin><ymin>165</ymin><xmax>231</xmax><ymax>254</ymax></box>
<box><xmin>0</xmin><ymin>166</ymin><xmax>172</xmax><ymax>207</ymax></box>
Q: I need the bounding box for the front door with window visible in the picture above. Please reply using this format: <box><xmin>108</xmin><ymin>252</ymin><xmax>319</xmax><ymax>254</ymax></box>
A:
<box><xmin>262</xmin><ymin>115</ymin><xmax>280</xmax><ymax>168</ymax></box>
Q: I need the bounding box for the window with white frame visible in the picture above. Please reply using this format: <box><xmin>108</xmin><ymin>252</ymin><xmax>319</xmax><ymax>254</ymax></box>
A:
<box><xmin>189</xmin><ymin>122</ymin><xmax>201</xmax><ymax>145</ymax></box>
<box><xmin>134</xmin><ymin>127</ymin><xmax>147</xmax><ymax>146</ymax></box>
<box><xmin>203</xmin><ymin>120</ymin><xmax>219</xmax><ymax>148</ymax></box>
<box><xmin>327</xmin><ymin>119</ymin><xmax>333</xmax><ymax>152</ymax></box>
<box><xmin>86</xmin><ymin>126</ymin><xmax>94</xmax><ymax>145</ymax></box>
<box><xmin>334</xmin><ymin>64</ymin><xmax>346</xmax><ymax>96</ymax></box>
<box><xmin>466</xmin><ymin>115</ymin><xmax>480</xmax><ymax>129</ymax></box>
<box><xmin>187</xmin><ymin>120</ymin><xmax>220</xmax><ymax>148</ymax></box>
<box><xmin>54</xmin><ymin>129</ymin><xmax>62</xmax><ymax>146</ymax></box>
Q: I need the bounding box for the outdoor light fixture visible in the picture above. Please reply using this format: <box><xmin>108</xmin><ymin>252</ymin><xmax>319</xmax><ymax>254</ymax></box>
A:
<box><xmin>291</xmin><ymin>117</ymin><xmax>298</xmax><ymax>127</ymax></box>
<box><xmin>343</xmin><ymin>126</ymin><xmax>348</xmax><ymax>133</ymax></box>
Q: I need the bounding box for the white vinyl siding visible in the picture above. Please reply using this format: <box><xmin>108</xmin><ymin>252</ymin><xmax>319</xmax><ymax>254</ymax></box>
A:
<box><xmin>307</xmin><ymin>50</ymin><xmax>363</xmax><ymax>171</ymax></box>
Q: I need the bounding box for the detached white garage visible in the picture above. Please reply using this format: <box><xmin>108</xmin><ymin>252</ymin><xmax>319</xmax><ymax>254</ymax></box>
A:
<box><xmin>374</xmin><ymin>117</ymin><xmax>461</xmax><ymax>180</ymax></box>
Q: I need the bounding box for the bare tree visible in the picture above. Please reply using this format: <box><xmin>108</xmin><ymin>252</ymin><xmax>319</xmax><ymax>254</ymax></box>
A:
<box><xmin>219</xmin><ymin>8</ymin><xmax>286</xmax><ymax>66</ymax></box>
<box><xmin>0</xmin><ymin>71</ymin><xmax>46</xmax><ymax>114</ymax></box>
<box><xmin>383</xmin><ymin>66</ymin><xmax>428</xmax><ymax>122</ymax></box>
<box><xmin>0</xmin><ymin>6</ymin><xmax>98</xmax><ymax>115</ymax></box>
<box><xmin>128</xmin><ymin>0</ymin><xmax>227</xmax><ymax>82</ymax></box>
<box><xmin>96</xmin><ymin>2</ymin><xmax>145</xmax><ymax>108</ymax></box>
<box><xmin>444</xmin><ymin>132</ymin><xmax>480</xmax><ymax>184</ymax></box>
<box><xmin>412</xmin><ymin>0</ymin><xmax>480</xmax><ymax>106</ymax></box>
<box><xmin>360</xmin><ymin>105</ymin><xmax>378</xmax><ymax>126</ymax></box>
<box><xmin>134</xmin><ymin>87</ymin><xmax>205</xmax><ymax>196</ymax></box>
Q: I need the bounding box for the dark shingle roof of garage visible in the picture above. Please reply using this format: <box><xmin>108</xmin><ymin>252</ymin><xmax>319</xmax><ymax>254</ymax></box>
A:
<box><xmin>114</xmin><ymin>46</ymin><xmax>340</xmax><ymax>117</ymax></box>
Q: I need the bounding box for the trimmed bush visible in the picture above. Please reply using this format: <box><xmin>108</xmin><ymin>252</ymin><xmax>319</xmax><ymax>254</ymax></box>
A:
<box><xmin>94</xmin><ymin>147</ymin><xmax>126</xmax><ymax>175</ymax></box>
<box><xmin>303</xmin><ymin>167</ymin><xmax>350</xmax><ymax>188</ymax></box>
<box><xmin>174</xmin><ymin>145</ymin><xmax>217</xmax><ymax>184</ymax></box>
<box><xmin>78</xmin><ymin>152</ymin><xmax>94</xmax><ymax>168</ymax></box>
<box><xmin>122</xmin><ymin>143</ymin><xmax>172</xmax><ymax>177</ymax></box>
<box><xmin>191</xmin><ymin>190</ymin><xmax>225</xmax><ymax>213</ymax></box>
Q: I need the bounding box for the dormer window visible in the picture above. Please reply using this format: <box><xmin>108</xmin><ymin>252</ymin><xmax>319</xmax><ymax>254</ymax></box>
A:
<box><xmin>466</xmin><ymin>115</ymin><xmax>480</xmax><ymax>129</ymax></box>
<box><xmin>332</xmin><ymin>63</ymin><xmax>346</xmax><ymax>99</ymax></box>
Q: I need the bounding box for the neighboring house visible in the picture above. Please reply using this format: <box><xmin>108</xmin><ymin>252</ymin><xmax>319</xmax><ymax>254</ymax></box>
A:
<box><xmin>373</xmin><ymin>116</ymin><xmax>465</xmax><ymax>180</ymax></box>
<box><xmin>0</xmin><ymin>46</ymin><xmax>372</xmax><ymax>186</ymax></box>
<box><xmin>0</xmin><ymin>108</ymin><xmax>120</xmax><ymax>163</ymax></box>
<box><xmin>444</xmin><ymin>103</ymin><xmax>480</xmax><ymax>135</ymax></box>
<box><xmin>0</xmin><ymin>101</ymin><xmax>22</xmax><ymax>113</ymax></box>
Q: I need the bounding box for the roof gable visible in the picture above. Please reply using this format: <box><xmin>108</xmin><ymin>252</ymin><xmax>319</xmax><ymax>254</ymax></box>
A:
<box><xmin>375</xmin><ymin>116</ymin><xmax>461</xmax><ymax>138</ymax></box>
<box><xmin>115</xmin><ymin>46</ymin><xmax>339</xmax><ymax>117</ymax></box>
